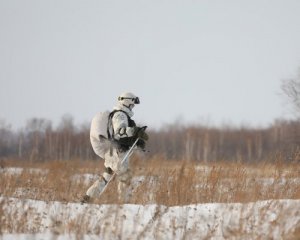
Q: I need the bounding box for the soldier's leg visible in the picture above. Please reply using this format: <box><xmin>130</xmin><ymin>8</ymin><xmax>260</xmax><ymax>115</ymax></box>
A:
<box><xmin>115</xmin><ymin>150</ymin><xmax>133</xmax><ymax>203</ymax></box>
<box><xmin>81</xmin><ymin>168</ymin><xmax>113</xmax><ymax>203</ymax></box>
<box><xmin>104</xmin><ymin>148</ymin><xmax>134</xmax><ymax>203</ymax></box>
<box><xmin>117</xmin><ymin>169</ymin><xmax>133</xmax><ymax>203</ymax></box>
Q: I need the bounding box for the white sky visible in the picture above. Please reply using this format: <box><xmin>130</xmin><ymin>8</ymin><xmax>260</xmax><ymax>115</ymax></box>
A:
<box><xmin>1</xmin><ymin>0</ymin><xmax>300</xmax><ymax>130</ymax></box>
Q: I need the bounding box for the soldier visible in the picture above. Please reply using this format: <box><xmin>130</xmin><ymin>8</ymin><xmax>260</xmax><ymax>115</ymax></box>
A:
<box><xmin>81</xmin><ymin>92</ymin><xmax>148</xmax><ymax>203</ymax></box>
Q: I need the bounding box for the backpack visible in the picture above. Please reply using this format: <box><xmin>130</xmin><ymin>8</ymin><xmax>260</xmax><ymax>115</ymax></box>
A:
<box><xmin>89</xmin><ymin>110</ymin><xmax>134</xmax><ymax>158</ymax></box>
<box><xmin>90</xmin><ymin>111</ymin><xmax>112</xmax><ymax>158</ymax></box>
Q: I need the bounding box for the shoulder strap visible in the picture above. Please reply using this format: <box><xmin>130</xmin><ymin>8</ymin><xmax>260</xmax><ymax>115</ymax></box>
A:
<box><xmin>107</xmin><ymin>110</ymin><xmax>130</xmax><ymax>140</ymax></box>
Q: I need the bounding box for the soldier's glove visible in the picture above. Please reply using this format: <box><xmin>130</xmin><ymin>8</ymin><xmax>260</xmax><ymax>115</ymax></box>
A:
<box><xmin>134</xmin><ymin>126</ymin><xmax>149</xmax><ymax>141</ymax></box>
<box><xmin>136</xmin><ymin>139</ymin><xmax>146</xmax><ymax>150</ymax></box>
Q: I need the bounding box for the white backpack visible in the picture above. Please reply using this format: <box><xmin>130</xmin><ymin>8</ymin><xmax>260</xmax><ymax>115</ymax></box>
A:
<box><xmin>90</xmin><ymin>111</ymin><xmax>112</xmax><ymax>158</ymax></box>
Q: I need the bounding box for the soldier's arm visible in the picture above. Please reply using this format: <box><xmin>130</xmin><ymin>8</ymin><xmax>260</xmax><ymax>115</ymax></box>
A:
<box><xmin>112</xmin><ymin>112</ymin><xmax>136</xmax><ymax>140</ymax></box>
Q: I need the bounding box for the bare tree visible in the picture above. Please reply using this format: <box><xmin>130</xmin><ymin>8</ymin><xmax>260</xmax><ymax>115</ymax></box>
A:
<box><xmin>281</xmin><ymin>69</ymin><xmax>300</xmax><ymax>115</ymax></box>
<box><xmin>26</xmin><ymin>118</ymin><xmax>52</xmax><ymax>161</ymax></box>
<box><xmin>0</xmin><ymin>120</ymin><xmax>15</xmax><ymax>157</ymax></box>
<box><xmin>58</xmin><ymin>114</ymin><xmax>75</xmax><ymax>160</ymax></box>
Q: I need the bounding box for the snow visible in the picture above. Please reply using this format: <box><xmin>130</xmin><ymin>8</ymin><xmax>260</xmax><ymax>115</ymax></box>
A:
<box><xmin>0</xmin><ymin>167</ymin><xmax>48</xmax><ymax>175</ymax></box>
<box><xmin>1</xmin><ymin>197</ymin><xmax>300</xmax><ymax>239</ymax></box>
<box><xmin>1</xmin><ymin>167</ymin><xmax>300</xmax><ymax>239</ymax></box>
<box><xmin>71</xmin><ymin>173</ymin><xmax>99</xmax><ymax>185</ymax></box>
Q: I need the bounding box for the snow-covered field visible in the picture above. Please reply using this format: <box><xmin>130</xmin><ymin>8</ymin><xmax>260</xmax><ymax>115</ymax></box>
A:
<box><xmin>1</xmin><ymin>163</ymin><xmax>300</xmax><ymax>239</ymax></box>
<box><xmin>1</xmin><ymin>196</ymin><xmax>300</xmax><ymax>239</ymax></box>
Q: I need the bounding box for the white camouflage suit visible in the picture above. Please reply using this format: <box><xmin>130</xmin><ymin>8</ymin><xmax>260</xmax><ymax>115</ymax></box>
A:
<box><xmin>85</xmin><ymin>94</ymin><xmax>142</xmax><ymax>202</ymax></box>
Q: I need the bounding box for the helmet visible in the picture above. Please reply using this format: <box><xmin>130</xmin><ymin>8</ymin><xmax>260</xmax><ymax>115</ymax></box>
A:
<box><xmin>118</xmin><ymin>92</ymin><xmax>140</xmax><ymax>109</ymax></box>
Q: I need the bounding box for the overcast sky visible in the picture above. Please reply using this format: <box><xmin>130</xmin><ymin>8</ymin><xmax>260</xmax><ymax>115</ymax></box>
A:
<box><xmin>1</xmin><ymin>0</ymin><xmax>300</xmax><ymax>130</ymax></box>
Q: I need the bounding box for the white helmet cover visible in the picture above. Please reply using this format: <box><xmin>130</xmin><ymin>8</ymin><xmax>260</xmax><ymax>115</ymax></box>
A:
<box><xmin>118</xmin><ymin>92</ymin><xmax>140</xmax><ymax>108</ymax></box>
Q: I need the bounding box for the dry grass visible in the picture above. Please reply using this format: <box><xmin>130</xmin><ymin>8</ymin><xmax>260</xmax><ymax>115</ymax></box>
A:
<box><xmin>1</xmin><ymin>156</ymin><xmax>300</xmax><ymax>205</ymax></box>
<box><xmin>1</xmin><ymin>156</ymin><xmax>300</xmax><ymax>239</ymax></box>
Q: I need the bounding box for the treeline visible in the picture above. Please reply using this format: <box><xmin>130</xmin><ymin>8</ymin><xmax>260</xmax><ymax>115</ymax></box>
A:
<box><xmin>0</xmin><ymin>116</ymin><xmax>299</xmax><ymax>162</ymax></box>
<box><xmin>150</xmin><ymin>120</ymin><xmax>300</xmax><ymax>162</ymax></box>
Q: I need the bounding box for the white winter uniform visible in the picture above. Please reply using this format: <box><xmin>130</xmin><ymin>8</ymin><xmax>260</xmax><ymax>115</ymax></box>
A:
<box><xmin>86</xmin><ymin>103</ymin><xmax>137</xmax><ymax>201</ymax></box>
<box><xmin>104</xmin><ymin>103</ymin><xmax>136</xmax><ymax>172</ymax></box>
